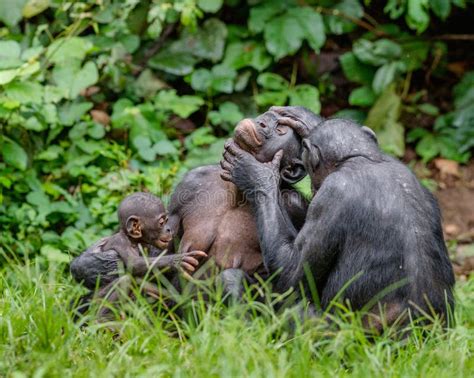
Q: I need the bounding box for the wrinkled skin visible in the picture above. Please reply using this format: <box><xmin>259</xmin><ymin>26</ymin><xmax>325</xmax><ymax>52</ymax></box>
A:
<box><xmin>167</xmin><ymin>108</ymin><xmax>323</xmax><ymax>293</ymax></box>
<box><xmin>70</xmin><ymin>192</ymin><xmax>207</xmax><ymax>320</ymax></box>
<box><xmin>222</xmin><ymin>108</ymin><xmax>455</xmax><ymax>330</ymax></box>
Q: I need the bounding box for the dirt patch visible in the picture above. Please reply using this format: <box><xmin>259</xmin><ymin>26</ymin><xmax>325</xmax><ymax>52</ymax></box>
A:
<box><xmin>433</xmin><ymin>160</ymin><xmax>474</xmax><ymax>280</ymax></box>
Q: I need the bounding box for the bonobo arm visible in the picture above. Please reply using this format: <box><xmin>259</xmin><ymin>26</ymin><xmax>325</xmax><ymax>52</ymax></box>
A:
<box><xmin>221</xmin><ymin>141</ymin><xmax>339</xmax><ymax>294</ymax></box>
<box><xmin>118</xmin><ymin>249</ymin><xmax>207</xmax><ymax>277</ymax></box>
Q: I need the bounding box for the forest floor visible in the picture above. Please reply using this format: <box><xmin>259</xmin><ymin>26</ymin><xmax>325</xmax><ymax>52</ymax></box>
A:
<box><xmin>431</xmin><ymin>159</ymin><xmax>474</xmax><ymax>280</ymax></box>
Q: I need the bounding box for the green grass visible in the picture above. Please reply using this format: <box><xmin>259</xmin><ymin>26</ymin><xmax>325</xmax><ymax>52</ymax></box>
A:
<box><xmin>0</xmin><ymin>261</ymin><xmax>473</xmax><ymax>377</ymax></box>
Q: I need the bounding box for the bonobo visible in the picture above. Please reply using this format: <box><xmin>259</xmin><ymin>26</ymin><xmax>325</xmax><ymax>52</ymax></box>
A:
<box><xmin>222</xmin><ymin>108</ymin><xmax>455</xmax><ymax>328</ymax></box>
<box><xmin>167</xmin><ymin>108</ymin><xmax>322</xmax><ymax>291</ymax></box>
<box><xmin>70</xmin><ymin>192</ymin><xmax>206</xmax><ymax>318</ymax></box>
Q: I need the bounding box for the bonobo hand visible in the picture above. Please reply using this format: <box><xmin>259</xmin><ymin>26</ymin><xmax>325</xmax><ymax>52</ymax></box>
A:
<box><xmin>159</xmin><ymin>251</ymin><xmax>207</xmax><ymax>274</ymax></box>
<box><xmin>220</xmin><ymin>139</ymin><xmax>283</xmax><ymax>197</ymax></box>
<box><xmin>270</xmin><ymin>106</ymin><xmax>323</xmax><ymax>137</ymax></box>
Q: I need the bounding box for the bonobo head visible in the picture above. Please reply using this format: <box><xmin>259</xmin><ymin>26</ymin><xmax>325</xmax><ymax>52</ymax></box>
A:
<box><xmin>302</xmin><ymin>119</ymin><xmax>380</xmax><ymax>189</ymax></box>
<box><xmin>118</xmin><ymin>192</ymin><xmax>172</xmax><ymax>249</ymax></box>
<box><xmin>233</xmin><ymin>107</ymin><xmax>322</xmax><ymax>185</ymax></box>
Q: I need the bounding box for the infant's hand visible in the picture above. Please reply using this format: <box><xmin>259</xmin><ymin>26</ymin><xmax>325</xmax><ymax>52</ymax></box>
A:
<box><xmin>177</xmin><ymin>250</ymin><xmax>207</xmax><ymax>274</ymax></box>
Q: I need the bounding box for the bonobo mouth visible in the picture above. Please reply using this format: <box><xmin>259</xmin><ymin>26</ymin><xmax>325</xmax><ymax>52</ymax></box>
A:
<box><xmin>156</xmin><ymin>236</ymin><xmax>172</xmax><ymax>249</ymax></box>
<box><xmin>233</xmin><ymin>118</ymin><xmax>263</xmax><ymax>153</ymax></box>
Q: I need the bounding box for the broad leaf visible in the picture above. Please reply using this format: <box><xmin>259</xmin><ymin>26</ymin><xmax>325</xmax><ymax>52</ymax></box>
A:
<box><xmin>2</xmin><ymin>138</ymin><xmax>28</xmax><ymax>170</ymax></box>
<box><xmin>339</xmin><ymin>52</ymin><xmax>376</xmax><ymax>85</ymax></box>
<box><xmin>365</xmin><ymin>85</ymin><xmax>405</xmax><ymax>156</ymax></box>
<box><xmin>349</xmin><ymin>86</ymin><xmax>376</xmax><ymax>107</ymax></box>
<box><xmin>288</xmin><ymin>84</ymin><xmax>321</xmax><ymax>114</ymax></box>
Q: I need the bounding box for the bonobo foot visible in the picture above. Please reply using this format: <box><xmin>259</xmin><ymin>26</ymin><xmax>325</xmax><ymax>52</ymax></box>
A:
<box><xmin>217</xmin><ymin>268</ymin><xmax>247</xmax><ymax>302</ymax></box>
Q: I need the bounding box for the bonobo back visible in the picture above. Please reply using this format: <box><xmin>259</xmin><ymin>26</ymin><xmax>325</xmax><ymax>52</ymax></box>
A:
<box><xmin>168</xmin><ymin>164</ymin><xmax>307</xmax><ymax>275</ymax></box>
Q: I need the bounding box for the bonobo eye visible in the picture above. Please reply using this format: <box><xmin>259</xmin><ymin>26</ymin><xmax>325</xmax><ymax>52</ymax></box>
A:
<box><xmin>276</xmin><ymin>125</ymin><xmax>288</xmax><ymax>135</ymax></box>
<box><xmin>158</xmin><ymin>216</ymin><xmax>167</xmax><ymax>227</ymax></box>
<box><xmin>257</xmin><ymin>120</ymin><xmax>267</xmax><ymax>128</ymax></box>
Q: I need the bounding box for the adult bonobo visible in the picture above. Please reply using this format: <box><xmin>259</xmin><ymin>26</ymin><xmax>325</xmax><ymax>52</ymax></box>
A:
<box><xmin>168</xmin><ymin>108</ymin><xmax>322</xmax><ymax>291</ymax></box>
<box><xmin>221</xmin><ymin>107</ymin><xmax>455</xmax><ymax>328</ymax></box>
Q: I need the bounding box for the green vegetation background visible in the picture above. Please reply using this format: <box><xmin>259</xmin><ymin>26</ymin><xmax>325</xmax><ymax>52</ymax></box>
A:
<box><xmin>0</xmin><ymin>0</ymin><xmax>473</xmax><ymax>375</ymax></box>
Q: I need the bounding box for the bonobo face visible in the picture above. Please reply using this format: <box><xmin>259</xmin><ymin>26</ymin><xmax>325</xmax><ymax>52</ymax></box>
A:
<box><xmin>233</xmin><ymin>110</ymin><xmax>305</xmax><ymax>184</ymax></box>
<box><xmin>140</xmin><ymin>204</ymin><xmax>172</xmax><ymax>250</ymax></box>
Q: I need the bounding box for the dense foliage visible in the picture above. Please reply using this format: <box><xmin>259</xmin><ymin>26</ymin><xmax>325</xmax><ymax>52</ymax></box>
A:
<box><xmin>0</xmin><ymin>0</ymin><xmax>473</xmax><ymax>263</ymax></box>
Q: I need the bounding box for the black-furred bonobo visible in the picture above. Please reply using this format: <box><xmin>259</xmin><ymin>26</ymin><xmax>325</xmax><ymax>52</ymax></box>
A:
<box><xmin>221</xmin><ymin>107</ymin><xmax>455</xmax><ymax>328</ymax></box>
<box><xmin>167</xmin><ymin>108</ymin><xmax>322</xmax><ymax>290</ymax></box>
<box><xmin>70</xmin><ymin>192</ymin><xmax>206</xmax><ymax>319</ymax></box>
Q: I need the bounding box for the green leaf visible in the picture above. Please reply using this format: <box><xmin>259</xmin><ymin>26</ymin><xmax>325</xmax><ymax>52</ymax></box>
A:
<box><xmin>349</xmin><ymin>86</ymin><xmax>376</xmax><ymax>107</ymax></box>
<box><xmin>4</xmin><ymin>81</ymin><xmax>43</xmax><ymax>104</ymax></box>
<box><xmin>190</xmin><ymin>68</ymin><xmax>213</xmax><ymax>92</ymax></box>
<box><xmin>149</xmin><ymin>50</ymin><xmax>197</xmax><ymax>76</ymax></box>
<box><xmin>133</xmin><ymin>135</ymin><xmax>155</xmax><ymax>162</ymax></box>
<box><xmin>59</xmin><ymin>102</ymin><xmax>93</xmax><ymax>126</ymax></box>
<box><xmin>431</xmin><ymin>0</ymin><xmax>451</xmax><ymax>20</ymax></box>
<box><xmin>0</xmin><ymin>41</ymin><xmax>22</xmax><ymax>69</ymax></box>
<box><xmin>333</xmin><ymin>109</ymin><xmax>367</xmax><ymax>124</ymax></box>
<box><xmin>264</xmin><ymin>15</ymin><xmax>303</xmax><ymax>60</ymax></box>
<box><xmin>222</xmin><ymin>41</ymin><xmax>271</xmax><ymax>71</ymax></box>
<box><xmin>264</xmin><ymin>7</ymin><xmax>325</xmax><ymax>60</ymax></box>
<box><xmin>326</xmin><ymin>0</ymin><xmax>364</xmax><ymax>35</ymax></box>
<box><xmin>365</xmin><ymin>85</ymin><xmax>405</xmax><ymax>156</ymax></box>
<box><xmin>255</xmin><ymin>91</ymin><xmax>288</xmax><ymax>107</ymax></box>
<box><xmin>52</xmin><ymin>61</ymin><xmax>99</xmax><ymax>99</ymax></box>
<box><xmin>0</xmin><ymin>69</ymin><xmax>19</xmax><ymax>85</ymax></box>
<box><xmin>217</xmin><ymin>102</ymin><xmax>243</xmax><ymax>124</ymax></box>
<box><xmin>134</xmin><ymin>69</ymin><xmax>168</xmax><ymax>98</ymax></box>
<box><xmin>154</xmin><ymin>139</ymin><xmax>178</xmax><ymax>156</ymax></box>
<box><xmin>415</xmin><ymin>134</ymin><xmax>440</xmax><ymax>162</ymax></box>
<box><xmin>406</xmin><ymin>0</ymin><xmax>430</xmax><ymax>33</ymax></box>
<box><xmin>339</xmin><ymin>52</ymin><xmax>376</xmax><ymax>85</ymax></box>
<box><xmin>453</xmin><ymin>71</ymin><xmax>474</xmax><ymax>109</ymax></box>
<box><xmin>210</xmin><ymin>65</ymin><xmax>237</xmax><ymax>94</ymax></box>
<box><xmin>22</xmin><ymin>0</ymin><xmax>49</xmax><ymax>18</ymax></box>
<box><xmin>288</xmin><ymin>84</ymin><xmax>321</xmax><ymax>114</ymax></box>
<box><xmin>353</xmin><ymin>39</ymin><xmax>402</xmax><ymax>66</ymax></box>
<box><xmin>288</xmin><ymin>7</ymin><xmax>326</xmax><ymax>52</ymax></box>
<box><xmin>198</xmin><ymin>0</ymin><xmax>223</xmax><ymax>13</ymax></box>
<box><xmin>0</xmin><ymin>0</ymin><xmax>27</xmax><ymax>27</ymax></box>
<box><xmin>47</xmin><ymin>37</ymin><xmax>92</xmax><ymax>64</ymax></box>
<box><xmin>372</xmin><ymin>61</ymin><xmax>406</xmax><ymax>94</ymax></box>
<box><xmin>2</xmin><ymin>138</ymin><xmax>28</xmax><ymax>170</ymax></box>
<box><xmin>36</xmin><ymin>145</ymin><xmax>63</xmax><ymax>161</ymax></box>
<box><xmin>155</xmin><ymin>90</ymin><xmax>204</xmax><ymax>118</ymax></box>
<box><xmin>249</xmin><ymin>2</ymin><xmax>287</xmax><ymax>33</ymax></box>
<box><xmin>257</xmin><ymin>73</ymin><xmax>288</xmax><ymax>90</ymax></box>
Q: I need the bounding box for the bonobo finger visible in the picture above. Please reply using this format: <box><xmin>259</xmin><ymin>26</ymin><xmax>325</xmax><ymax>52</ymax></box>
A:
<box><xmin>269</xmin><ymin>106</ymin><xmax>288</xmax><ymax>115</ymax></box>
<box><xmin>225</xmin><ymin>140</ymin><xmax>243</xmax><ymax>157</ymax></box>
<box><xmin>220</xmin><ymin>171</ymin><xmax>233</xmax><ymax>182</ymax></box>
<box><xmin>220</xmin><ymin>159</ymin><xmax>232</xmax><ymax>172</ymax></box>
<box><xmin>183</xmin><ymin>256</ymin><xmax>199</xmax><ymax>266</ymax></box>
<box><xmin>181</xmin><ymin>262</ymin><xmax>195</xmax><ymax>272</ymax></box>
<box><xmin>272</xmin><ymin>150</ymin><xmax>284</xmax><ymax>168</ymax></box>
<box><xmin>188</xmin><ymin>250</ymin><xmax>207</xmax><ymax>258</ymax></box>
<box><xmin>278</xmin><ymin>117</ymin><xmax>309</xmax><ymax>137</ymax></box>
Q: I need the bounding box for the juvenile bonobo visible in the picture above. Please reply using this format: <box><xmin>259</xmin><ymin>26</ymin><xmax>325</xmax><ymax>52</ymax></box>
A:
<box><xmin>167</xmin><ymin>108</ymin><xmax>322</xmax><ymax>292</ymax></box>
<box><xmin>71</xmin><ymin>192</ymin><xmax>206</xmax><ymax>318</ymax></box>
<box><xmin>222</xmin><ymin>108</ymin><xmax>455</xmax><ymax>328</ymax></box>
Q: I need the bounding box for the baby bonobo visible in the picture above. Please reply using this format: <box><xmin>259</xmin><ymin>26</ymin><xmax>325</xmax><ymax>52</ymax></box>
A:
<box><xmin>70</xmin><ymin>192</ymin><xmax>206</xmax><ymax>319</ymax></box>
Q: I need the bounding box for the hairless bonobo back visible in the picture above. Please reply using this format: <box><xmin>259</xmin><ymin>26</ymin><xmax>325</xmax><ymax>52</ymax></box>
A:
<box><xmin>221</xmin><ymin>106</ymin><xmax>455</xmax><ymax>329</ymax></box>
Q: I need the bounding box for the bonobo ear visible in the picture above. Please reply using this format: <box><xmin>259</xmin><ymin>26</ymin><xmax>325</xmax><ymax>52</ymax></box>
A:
<box><xmin>302</xmin><ymin>139</ymin><xmax>320</xmax><ymax>173</ymax></box>
<box><xmin>280</xmin><ymin>158</ymin><xmax>306</xmax><ymax>184</ymax></box>
<box><xmin>126</xmin><ymin>215</ymin><xmax>142</xmax><ymax>239</ymax></box>
<box><xmin>361</xmin><ymin>126</ymin><xmax>378</xmax><ymax>144</ymax></box>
